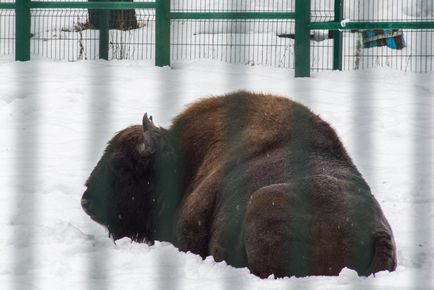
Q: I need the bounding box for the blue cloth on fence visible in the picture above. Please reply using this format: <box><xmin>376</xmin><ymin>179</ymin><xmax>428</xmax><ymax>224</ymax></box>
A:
<box><xmin>362</xmin><ymin>29</ymin><xmax>406</xmax><ymax>50</ymax></box>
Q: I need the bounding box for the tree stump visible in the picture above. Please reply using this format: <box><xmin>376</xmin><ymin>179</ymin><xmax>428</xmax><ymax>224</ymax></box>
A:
<box><xmin>88</xmin><ymin>0</ymin><xmax>139</xmax><ymax>30</ymax></box>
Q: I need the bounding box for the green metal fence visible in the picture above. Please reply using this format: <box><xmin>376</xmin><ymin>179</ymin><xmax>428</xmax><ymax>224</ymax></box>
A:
<box><xmin>169</xmin><ymin>0</ymin><xmax>297</xmax><ymax>70</ymax></box>
<box><xmin>339</xmin><ymin>1</ymin><xmax>434</xmax><ymax>72</ymax></box>
<box><xmin>1</xmin><ymin>0</ymin><xmax>434</xmax><ymax>76</ymax></box>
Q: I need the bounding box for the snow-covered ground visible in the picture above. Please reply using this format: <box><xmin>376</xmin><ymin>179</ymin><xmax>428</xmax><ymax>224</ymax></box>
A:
<box><xmin>0</xmin><ymin>59</ymin><xmax>433</xmax><ymax>289</ymax></box>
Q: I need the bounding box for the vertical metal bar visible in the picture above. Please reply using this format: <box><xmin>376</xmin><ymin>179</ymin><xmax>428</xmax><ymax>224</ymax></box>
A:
<box><xmin>13</xmin><ymin>75</ymin><xmax>38</xmax><ymax>290</ymax></box>
<box><xmin>99</xmin><ymin>9</ymin><xmax>110</xmax><ymax>60</ymax></box>
<box><xmin>333</xmin><ymin>0</ymin><xmax>343</xmax><ymax>70</ymax></box>
<box><xmin>15</xmin><ymin>0</ymin><xmax>31</xmax><ymax>61</ymax></box>
<box><xmin>87</xmin><ymin>61</ymin><xmax>112</xmax><ymax>290</ymax></box>
<box><xmin>294</xmin><ymin>0</ymin><xmax>311</xmax><ymax>77</ymax></box>
<box><xmin>411</xmin><ymin>51</ymin><xmax>433</xmax><ymax>290</ymax></box>
<box><xmin>155</xmin><ymin>0</ymin><xmax>171</xmax><ymax>66</ymax></box>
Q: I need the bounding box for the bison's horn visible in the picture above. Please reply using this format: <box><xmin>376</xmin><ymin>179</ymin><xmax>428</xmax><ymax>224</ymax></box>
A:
<box><xmin>143</xmin><ymin>113</ymin><xmax>158</xmax><ymax>131</ymax></box>
<box><xmin>139</xmin><ymin>113</ymin><xmax>158</xmax><ymax>156</ymax></box>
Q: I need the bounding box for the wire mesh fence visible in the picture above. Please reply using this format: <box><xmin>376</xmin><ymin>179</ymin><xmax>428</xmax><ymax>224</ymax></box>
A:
<box><xmin>344</xmin><ymin>0</ymin><xmax>433</xmax><ymax>22</ymax></box>
<box><xmin>341</xmin><ymin>0</ymin><xmax>434</xmax><ymax>72</ymax></box>
<box><xmin>29</xmin><ymin>8</ymin><xmax>155</xmax><ymax>61</ymax></box>
<box><xmin>171</xmin><ymin>0</ymin><xmax>294</xmax><ymax>13</ymax></box>
<box><xmin>0</xmin><ymin>9</ymin><xmax>15</xmax><ymax>57</ymax></box>
<box><xmin>0</xmin><ymin>0</ymin><xmax>433</xmax><ymax>72</ymax></box>
<box><xmin>170</xmin><ymin>19</ymin><xmax>295</xmax><ymax>68</ymax></box>
<box><xmin>170</xmin><ymin>0</ymin><xmax>295</xmax><ymax>67</ymax></box>
<box><xmin>342</xmin><ymin>29</ymin><xmax>434</xmax><ymax>72</ymax></box>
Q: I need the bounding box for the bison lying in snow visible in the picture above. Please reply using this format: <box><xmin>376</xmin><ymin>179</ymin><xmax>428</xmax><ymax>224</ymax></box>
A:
<box><xmin>81</xmin><ymin>91</ymin><xmax>396</xmax><ymax>278</ymax></box>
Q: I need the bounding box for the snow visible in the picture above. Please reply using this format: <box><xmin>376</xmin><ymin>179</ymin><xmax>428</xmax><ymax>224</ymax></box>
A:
<box><xmin>0</xmin><ymin>59</ymin><xmax>433</xmax><ymax>289</ymax></box>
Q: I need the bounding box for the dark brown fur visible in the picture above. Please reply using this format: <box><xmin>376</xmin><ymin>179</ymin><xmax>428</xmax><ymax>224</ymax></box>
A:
<box><xmin>82</xmin><ymin>91</ymin><xmax>397</xmax><ymax>278</ymax></box>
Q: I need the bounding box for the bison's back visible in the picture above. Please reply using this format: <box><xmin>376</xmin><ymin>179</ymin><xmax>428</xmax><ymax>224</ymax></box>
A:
<box><xmin>173</xmin><ymin>91</ymin><xmax>396</xmax><ymax>277</ymax></box>
<box><xmin>172</xmin><ymin>91</ymin><xmax>351</xmax><ymax>186</ymax></box>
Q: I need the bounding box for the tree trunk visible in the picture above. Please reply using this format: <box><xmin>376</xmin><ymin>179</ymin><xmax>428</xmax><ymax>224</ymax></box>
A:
<box><xmin>88</xmin><ymin>0</ymin><xmax>138</xmax><ymax>30</ymax></box>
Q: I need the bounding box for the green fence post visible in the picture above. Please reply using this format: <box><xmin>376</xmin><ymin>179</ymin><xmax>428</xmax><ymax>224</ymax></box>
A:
<box><xmin>15</xmin><ymin>0</ymin><xmax>31</xmax><ymax>61</ymax></box>
<box><xmin>294</xmin><ymin>0</ymin><xmax>311</xmax><ymax>77</ymax></box>
<box><xmin>99</xmin><ymin>9</ymin><xmax>109</xmax><ymax>60</ymax></box>
<box><xmin>155</xmin><ymin>0</ymin><xmax>171</xmax><ymax>67</ymax></box>
<box><xmin>333</xmin><ymin>0</ymin><xmax>343</xmax><ymax>70</ymax></box>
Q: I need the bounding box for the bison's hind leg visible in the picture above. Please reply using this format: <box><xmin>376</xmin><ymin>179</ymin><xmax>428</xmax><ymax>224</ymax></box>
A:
<box><xmin>365</xmin><ymin>231</ymin><xmax>397</xmax><ymax>275</ymax></box>
<box><xmin>243</xmin><ymin>184</ymin><xmax>307</xmax><ymax>278</ymax></box>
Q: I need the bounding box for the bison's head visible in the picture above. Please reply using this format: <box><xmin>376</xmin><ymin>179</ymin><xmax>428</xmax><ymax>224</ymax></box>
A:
<box><xmin>81</xmin><ymin>114</ymin><xmax>162</xmax><ymax>242</ymax></box>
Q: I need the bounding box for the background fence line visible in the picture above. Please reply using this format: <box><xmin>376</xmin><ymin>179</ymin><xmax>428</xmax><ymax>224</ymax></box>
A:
<box><xmin>1</xmin><ymin>0</ymin><xmax>433</xmax><ymax>76</ymax></box>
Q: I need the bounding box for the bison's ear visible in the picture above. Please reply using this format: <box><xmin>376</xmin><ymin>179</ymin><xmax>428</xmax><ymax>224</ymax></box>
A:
<box><xmin>138</xmin><ymin>113</ymin><xmax>159</xmax><ymax>157</ymax></box>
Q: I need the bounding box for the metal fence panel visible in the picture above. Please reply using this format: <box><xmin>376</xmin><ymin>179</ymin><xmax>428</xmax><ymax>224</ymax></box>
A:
<box><xmin>0</xmin><ymin>9</ymin><xmax>15</xmax><ymax>57</ymax></box>
<box><xmin>170</xmin><ymin>19</ymin><xmax>295</xmax><ymax>68</ymax></box>
<box><xmin>29</xmin><ymin>8</ymin><xmax>155</xmax><ymax>61</ymax></box>
<box><xmin>1</xmin><ymin>0</ymin><xmax>434</xmax><ymax>71</ymax></box>
<box><xmin>341</xmin><ymin>0</ymin><xmax>434</xmax><ymax>72</ymax></box>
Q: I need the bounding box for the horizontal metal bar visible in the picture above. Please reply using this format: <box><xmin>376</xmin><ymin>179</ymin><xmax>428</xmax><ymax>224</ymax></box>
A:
<box><xmin>309</xmin><ymin>21</ymin><xmax>434</xmax><ymax>30</ymax></box>
<box><xmin>170</xmin><ymin>12</ymin><xmax>296</xmax><ymax>20</ymax></box>
<box><xmin>0</xmin><ymin>3</ymin><xmax>15</xmax><ymax>9</ymax></box>
<box><xmin>28</xmin><ymin>1</ymin><xmax>156</xmax><ymax>10</ymax></box>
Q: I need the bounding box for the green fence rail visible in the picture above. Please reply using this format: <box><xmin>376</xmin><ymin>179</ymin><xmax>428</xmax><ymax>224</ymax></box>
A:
<box><xmin>1</xmin><ymin>0</ymin><xmax>434</xmax><ymax>76</ymax></box>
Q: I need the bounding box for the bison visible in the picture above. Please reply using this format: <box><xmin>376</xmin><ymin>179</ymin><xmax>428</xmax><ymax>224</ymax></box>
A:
<box><xmin>81</xmin><ymin>91</ymin><xmax>397</xmax><ymax>278</ymax></box>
